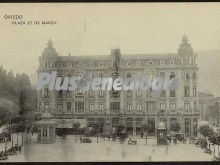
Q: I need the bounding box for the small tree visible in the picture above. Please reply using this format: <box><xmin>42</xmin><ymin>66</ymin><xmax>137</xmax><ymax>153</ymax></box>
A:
<box><xmin>170</xmin><ymin>121</ymin><xmax>181</xmax><ymax>133</ymax></box>
<box><xmin>73</xmin><ymin>122</ymin><xmax>80</xmax><ymax>142</ymax></box>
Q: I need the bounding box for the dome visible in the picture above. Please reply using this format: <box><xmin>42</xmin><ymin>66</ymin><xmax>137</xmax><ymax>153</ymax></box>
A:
<box><xmin>177</xmin><ymin>34</ymin><xmax>194</xmax><ymax>56</ymax></box>
<box><xmin>157</xmin><ymin>122</ymin><xmax>166</xmax><ymax>130</ymax></box>
<box><xmin>42</xmin><ymin>39</ymin><xmax>58</xmax><ymax>59</ymax></box>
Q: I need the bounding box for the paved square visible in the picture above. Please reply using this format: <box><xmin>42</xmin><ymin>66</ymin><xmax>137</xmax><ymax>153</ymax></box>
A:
<box><xmin>0</xmin><ymin>134</ymin><xmax>214</xmax><ymax>162</ymax></box>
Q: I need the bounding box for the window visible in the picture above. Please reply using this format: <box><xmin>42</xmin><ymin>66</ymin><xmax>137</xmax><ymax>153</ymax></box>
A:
<box><xmin>75</xmin><ymin>101</ymin><xmax>84</xmax><ymax>113</ymax></box>
<box><xmin>192</xmin><ymin>72</ymin><xmax>196</xmax><ymax>80</ymax></box>
<box><xmin>137</xmin><ymin>104</ymin><xmax>142</xmax><ymax>111</ymax></box>
<box><xmin>193</xmin><ymin>86</ymin><xmax>197</xmax><ymax>97</ymax></box>
<box><xmin>67</xmin><ymin>74</ymin><xmax>71</xmax><ymax>77</ymax></box>
<box><xmin>99</xmin><ymin>73</ymin><xmax>103</xmax><ymax>78</ymax></box>
<box><xmin>193</xmin><ymin>101</ymin><xmax>197</xmax><ymax>109</ymax></box>
<box><xmin>110</xmin><ymin>102</ymin><xmax>120</xmax><ymax>113</ymax></box>
<box><xmin>170</xmin><ymin>90</ymin><xmax>176</xmax><ymax>97</ymax></box>
<box><xmin>39</xmin><ymin>102</ymin><xmax>42</xmax><ymax>110</ymax></box>
<box><xmin>44</xmin><ymin>88</ymin><xmax>49</xmax><ymax>97</ymax></box>
<box><xmin>127</xmin><ymin>62</ymin><xmax>131</xmax><ymax>66</ymax></box>
<box><xmin>170</xmin><ymin>72</ymin><xmax>175</xmax><ymax>79</ymax></box>
<box><xmin>126</xmin><ymin>103</ymin><xmax>132</xmax><ymax>111</ymax></box>
<box><xmin>75</xmin><ymin>89</ymin><xmax>84</xmax><ymax>98</ymax></box>
<box><xmin>99</xmin><ymin>103</ymin><xmax>104</xmax><ymax>111</ymax></box>
<box><xmin>89</xmin><ymin>102</ymin><xmax>94</xmax><ymax>111</ymax></box>
<box><xmin>44</xmin><ymin>102</ymin><xmax>49</xmax><ymax>109</ymax></box>
<box><xmin>161</xmin><ymin>90</ymin><xmax>166</xmax><ymax>97</ymax></box>
<box><xmin>57</xmin><ymin>102</ymin><xmax>63</xmax><ymax>110</ymax></box>
<box><xmin>58</xmin><ymin>90</ymin><xmax>63</xmax><ymax>97</ymax></box>
<box><xmin>160</xmin><ymin>72</ymin><xmax>165</xmax><ymax>79</ymax></box>
<box><xmin>67</xmin><ymin>102</ymin><xmax>72</xmax><ymax>111</ymax></box>
<box><xmin>185</xmin><ymin>73</ymin><xmax>190</xmax><ymax>80</ymax></box>
<box><xmin>136</xmin><ymin>90</ymin><xmax>142</xmax><ymax>97</ymax></box>
<box><xmin>127</xmin><ymin>72</ymin><xmax>132</xmax><ymax>78</ymax></box>
<box><xmin>160</xmin><ymin>60</ymin><xmax>165</xmax><ymax>65</ymax></box>
<box><xmin>67</xmin><ymin>90</ymin><xmax>72</xmax><ymax>98</ymax></box>
<box><xmin>99</xmin><ymin>90</ymin><xmax>104</xmax><ymax>97</ymax></box>
<box><xmin>39</xmin><ymin>90</ymin><xmax>42</xmax><ymax>98</ymax></box>
<box><xmin>170</xmin><ymin>102</ymin><xmax>176</xmax><ymax>110</ymax></box>
<box><xmin>170</xmin><ymin>60</ymin><xmax>174</xmax><ymax>65</ymax></box>
<box><xmin>160</xmin><ymin>102</ymin><xmax>166</xmax><ymax>110</ymax></box>
<box><xmin>146</xmin><ymin>101</ymin><xmax>156</xmax><ymax>111</ymax></box>
<box><xmin>184</xmin><ymin>102</ymin><xmax>190</xmax><ymax>110</ymax></box>
<box><xmin>89</xmin><ymin>90</ymin><xmax>94</xmax><ymax>97</ymax></box>
<box><xmin>127</xmin><ymin>90</ymin><xmax>132</xmax><ymax>97</ymax></box>
<box><xmin>148</xmin><ymin>61</ymin><xmax>153</xmax><ymax>65</ymax></box>
<box><xmin>90</xmin><ymin>62</ymin><xmax>94</xmax><ymax>67</ymax></box>
<box><xmin>184</xmin><ymin>86</ymin><xmax>190</xmax><ymax>97</ymax></box>
<box><xmin>99</xmin><ymin>62</ymin><xmax>103</xmax><ymax>67</ymax></box>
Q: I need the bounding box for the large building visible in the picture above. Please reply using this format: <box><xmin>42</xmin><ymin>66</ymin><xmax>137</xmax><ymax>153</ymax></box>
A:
<box><xmin>37</xmin><ymin>35</ymin><xmax>200</xmax><ymax>137</ymax></box>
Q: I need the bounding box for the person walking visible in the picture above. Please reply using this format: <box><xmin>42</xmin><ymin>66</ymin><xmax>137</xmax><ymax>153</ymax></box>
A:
<box><xmin>141</xmin><ymin>132</ymin><xmax>144</xmax><ymax>139</ymax></box>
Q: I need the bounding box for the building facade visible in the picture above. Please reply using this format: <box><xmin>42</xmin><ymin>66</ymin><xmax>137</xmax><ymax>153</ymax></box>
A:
<box><xmin>37</xmin><ymin>35</ymin><xmax>200</xmax><ymax>137</ymax></box>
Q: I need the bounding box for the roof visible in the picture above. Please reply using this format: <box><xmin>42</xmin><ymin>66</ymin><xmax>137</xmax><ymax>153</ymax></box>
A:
<box><xmin>157</xmin><ymin>122</ymin><xmax>166</xmax><ymax>130</ymax></box>
<box><xmin>36</xmin><ymin>119</ymin><xmax>57</xmax><ymax>125</ymax></box>
<box><xmin>56</xmin><ymin>53</ymin><xmax>177</xmax><ymax>62</ymax></box>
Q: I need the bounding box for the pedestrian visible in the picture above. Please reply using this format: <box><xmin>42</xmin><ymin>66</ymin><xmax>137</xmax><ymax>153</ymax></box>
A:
<box><xmin>165</xmin><ymin>146</ymin><xmax>168</xmax><ymax>155</ymax></box>
<box><xmin>80</xmin><ymin>135</ymin><xmax>83</xmax><ymax>143</ymax></box>
<box><xmin>152</xmin><ymin>146</ymin><xmax>154</xmax><ymax>153</ymax></box>
<box><xmin>141</xmin><ymin>132</ymin><xmax>144</xmax><ymax>139</ymax></box>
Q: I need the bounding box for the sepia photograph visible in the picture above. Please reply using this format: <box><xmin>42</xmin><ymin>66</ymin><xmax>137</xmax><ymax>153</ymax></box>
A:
<box><xmin>0</xmin><ymin>2</ymin><xmax>220</xmax><ymax>162</ymax></box>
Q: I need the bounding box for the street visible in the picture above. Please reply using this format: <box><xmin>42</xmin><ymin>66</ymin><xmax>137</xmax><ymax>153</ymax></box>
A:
<box><xmin>0</xmin><ymin>134</ymin><xmax>214</xmax><ymax>162</ymax></box>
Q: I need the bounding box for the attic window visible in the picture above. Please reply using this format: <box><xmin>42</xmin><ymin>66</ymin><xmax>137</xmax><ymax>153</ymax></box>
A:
<box><xmin>90</xmin><ymin>62</ymin><xmax>94</xmax><ymax>67</ymax></box>
<box><xmin>99</xmin><ymin>62</ymin><xmax>104</xmax><ymax>67</ymax></box>
<box><xmin>170</xmin><ymin>60</ymin><xmax>174</xmax><ymax>65</ymax></box>
<box><xmin>160</xmin><ymin>60</ymin><xmax>165</xmax><ymax>65</ymax></box>
<box><xmin>78</xmin><ymin>62</ymin><xmax>82</xmax><ymax>67</ymax></box>
<box><xmin>148</xmin><ymin>61</ymin><xmax>153</xmax><ymax>65</ymax></box>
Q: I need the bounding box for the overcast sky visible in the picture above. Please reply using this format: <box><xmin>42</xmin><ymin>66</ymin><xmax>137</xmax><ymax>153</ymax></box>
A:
<box><xmin>1</xmin><ymin>3</ymin><xmax>220</xmax><ymax>95</ymax></box>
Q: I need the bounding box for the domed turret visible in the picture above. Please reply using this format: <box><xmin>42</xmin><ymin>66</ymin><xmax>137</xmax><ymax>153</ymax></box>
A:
<box><xmin>42</xmin><ymin>38</ymin><xmax>58</xmax><ymax>59</ymax></box>
<box><xmin>177</xmin><ymin>34</ymin><xmax>194</xmax><ymax>56</ymax></box>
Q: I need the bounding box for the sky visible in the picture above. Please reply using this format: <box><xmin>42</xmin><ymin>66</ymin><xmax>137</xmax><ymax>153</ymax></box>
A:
<box><xmin>1</xmin><ymin>3</ymin><xmax>220</xmax><ymax>95</ymax></box>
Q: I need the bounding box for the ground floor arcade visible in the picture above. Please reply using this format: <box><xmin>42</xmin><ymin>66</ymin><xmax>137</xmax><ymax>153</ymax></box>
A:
<box><xmin>52</xmin><ymin>113</ymin><xmax>199</xmax><ymax>137</ymax></box>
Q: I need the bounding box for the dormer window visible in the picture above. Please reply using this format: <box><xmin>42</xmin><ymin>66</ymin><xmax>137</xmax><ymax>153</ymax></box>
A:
<box><xmin>148</xmin><ymin>61</ymin><xmax>153</xmax><ymax>65</ymax></box>
<box><xmin>99</xmin><ymin>62</ymin><xmax>103</xmax><ymax>67</ymax></box>
<box><xmin>78</xmin><ymin>62</ymin><xmax>82</xmax><ymax>67</ymax></box>
<box><xmin>90</xmin><ymin>62</ymin><xmax>94</xmax><ymax>67</ymax></box>
<box><xmin>170</xmin><ymin>60</ymin><xmax>174</xmax><ymax>65</ymax></box>
<box><xmin>127</xmin><ymin>61</ymin><xmax>131</xmax><ymax>66</ymax></box>
<box><xmin>160</xmin><ymin>60</ymin><xmax>165</xmax><ymax>65</ymax></box>
<box><xmin>68</xmin><ymin>62</ymin><xmax>72</xmax><ymax>68</ymax></box>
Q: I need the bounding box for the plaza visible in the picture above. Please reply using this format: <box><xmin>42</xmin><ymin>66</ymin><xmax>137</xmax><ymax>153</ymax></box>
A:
<box><xmin>0</xmin><ymin>134</ymin><xmax>214</xmax><ymax>162</ymax></box>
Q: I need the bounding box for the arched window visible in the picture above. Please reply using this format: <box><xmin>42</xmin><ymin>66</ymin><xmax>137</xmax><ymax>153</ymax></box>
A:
<box><xmin>170</xmin><ymin>72</ymin><xmax>175</xmax><ymax>79</ymax></box>
<box><xmin>185</xmin><ymin>72</ymin><xmax>190</xmax><ymax>80</ymax></box>
<box><xmin>192</xmin><ymin>72</ymin><xmax>196</xmax><ymax>80</ymax></box>
<box><xmin>127</xmin><ymin>72</ymin><xmax>132</xmax><ymax>78</ymax></box>
<box><xmin>148</xmin><ymin>61</ymin><xmax>153</xmax><ymax>65</ymax></box>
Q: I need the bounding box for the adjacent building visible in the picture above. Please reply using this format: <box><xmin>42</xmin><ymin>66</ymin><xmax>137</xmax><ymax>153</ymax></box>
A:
<box><xmin>37</xmin><ymin>35</ymin><xmax>200</xmax><ymax>137</ymax></box>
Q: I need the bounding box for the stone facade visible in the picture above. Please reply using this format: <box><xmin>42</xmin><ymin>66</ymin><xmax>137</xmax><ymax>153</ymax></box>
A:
<box><xmin>37</xmin><ymin>35</ymin><xmax>200</xmax><ymax>137</ymax></box>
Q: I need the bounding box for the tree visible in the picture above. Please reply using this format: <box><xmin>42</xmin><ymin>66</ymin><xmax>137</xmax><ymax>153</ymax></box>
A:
<box><xmin>170</xmin><ymin>121</ymin><xmax>181</xmax><ymax>133</ymax></box>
